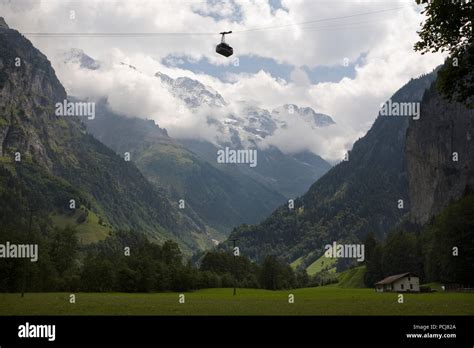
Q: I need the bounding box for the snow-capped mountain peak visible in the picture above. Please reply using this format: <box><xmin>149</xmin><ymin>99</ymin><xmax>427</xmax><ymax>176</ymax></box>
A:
<box><xmin>155</xmin><ymin>72</ymin><xmax>227</xmax><ymax>108</ymax></box>
<box><xmin>59</xmin><ymin>48</ymin><xmax>335</xmax><ymax>151</ymax></box>
<box><xmin>61</xmin><ymin>48</ymin><xmax>100</xmax><ymax>70</ymax></box>
<box><xmin>272</xmin><ymin>104</ymin><xmax>335</xmax><ymax>128</ymax></box>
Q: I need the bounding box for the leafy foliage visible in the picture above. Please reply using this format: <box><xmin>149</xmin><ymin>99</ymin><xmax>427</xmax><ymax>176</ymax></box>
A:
<box><xmin>422</xmin><ymin>194</ymin><xmax>474</xmax><ymax>284</ymax></box>
<box><xmin>363</xmin><ymin>194</ymin><xmax>474</xmax><ymax>287</ymax></box>
<box><xmin>415</xmin><ymin>0</ymin><xmax>473</xmax><ymax>107</ymax></box>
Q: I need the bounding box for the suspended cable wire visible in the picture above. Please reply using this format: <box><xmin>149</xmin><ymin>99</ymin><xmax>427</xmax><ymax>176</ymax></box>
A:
<box><xmin>16</xmin><ymin>5</ymin><xmax>412</xmax><ymax>37</ymax></box>
<box><xmin>234</xmin><ymin>5</ymin><xmax>411</xmax><ymax>33</ymax></box>
<box><xmin>21</xmin><ymin>32</ymin><xmax>216</xmax><ymax>37</ymax></box>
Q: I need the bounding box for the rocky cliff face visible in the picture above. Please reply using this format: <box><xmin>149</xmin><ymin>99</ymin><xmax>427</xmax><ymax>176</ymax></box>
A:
<box><xmin>0</xmin><ymin>17</ymin><xmax>8</xmax><ymax>30</ymax></box>
<box><xmin>406</xmin><ymin>83</ymin><xmax>474</xmax><ymax>225</ymax></box>
<box><xmin>0</xmin><ymin>20</ymin><xmax>209</xmax><ymax>252</ymax></box>
<box><xmin>0</xmin><ymin>26</ymin><xmax>69</xmax><ymax>171</ymax></box>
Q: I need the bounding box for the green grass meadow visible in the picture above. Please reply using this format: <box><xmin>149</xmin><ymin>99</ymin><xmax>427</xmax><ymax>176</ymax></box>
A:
<box><xmin>1</xmin><ymin>287</ymin><xmax>473</xmax><ymax>316</ymax></box>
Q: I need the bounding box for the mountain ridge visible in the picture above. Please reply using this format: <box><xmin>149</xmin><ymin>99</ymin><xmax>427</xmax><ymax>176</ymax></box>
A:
<box><xmin>0</xmin><ymin>22</ymin><xmax>208</xmax><ymax>253</ymax></box>
<box><xmin>84</xmin><ymin>100</ymin><xmax>288</xmax><ymax>236</ymax></box>
<box><xmin>225</xmin><ymin>71</ymin><xmax>438</xmax><ymax>268</ymax></box>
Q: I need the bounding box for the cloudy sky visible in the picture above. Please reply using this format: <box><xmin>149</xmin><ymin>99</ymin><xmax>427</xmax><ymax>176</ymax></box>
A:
<box><xmin>0</xmin><ymin>0</ymin><xmax>445</xmax><ymax>162</ymax></box>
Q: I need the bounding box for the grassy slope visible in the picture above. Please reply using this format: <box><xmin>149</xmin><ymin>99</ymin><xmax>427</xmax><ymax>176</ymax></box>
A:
<box><xmin>290</xmin><ymin>256</ymin><xmax>304</xmax><ymax>269</ymax></box>
<box><xmin>335</xmin><ymin>266</ymin><xmax>366</xmax><ymax>288</ymax></box>
<box><xmin>51</xmin><ymin>207</ymin><xmax>112</xmax><ymax>245</ymax></box>
<box><xmin>1</xmin><ymin>288</ymin><xmax>472</xmax><ymax>315</ymax></box>
<box><xmin>306</xmin><ymin>255</ymin><xmax>337</xmax><ymax>276</ymax></box>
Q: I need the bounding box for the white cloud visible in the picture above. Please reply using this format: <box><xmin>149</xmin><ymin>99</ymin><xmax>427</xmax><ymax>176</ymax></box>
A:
<box><xmin>0</xmin><ymin>0</ymin><xmax>446</xmax><ymax>162</ymax></box>
<box><xmin>0</xmin><ymin>0</ymin><xmax>427</xmax><ymax>67</ymax></box>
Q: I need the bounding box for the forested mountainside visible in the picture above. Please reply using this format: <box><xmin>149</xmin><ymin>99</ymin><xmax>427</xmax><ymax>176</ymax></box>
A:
<box><xmin>84</xmin><ymin>102</ymin><xmax>286</xmax><ymax>236</ymax></box>
<box><xmin>364</xmin><ymin>65</ymin><xmax>474</xmax><ymax>286</ymax></box>
<box><xmin>226</xmin><ymin>72</ymin><xmax>437</xmax><ymax>267</ymax></box>
<box><xmin>180</xmin><ymin>138</ymin><xmax>332</xmax><ymax>199</ymax></box>
<box><xmin>0</xmin><ymin>23</ymin><xmax>208</xmax><ymax>253</ymax></box>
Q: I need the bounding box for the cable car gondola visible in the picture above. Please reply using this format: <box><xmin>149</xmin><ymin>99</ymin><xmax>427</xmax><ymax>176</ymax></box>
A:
<box><xmin>216</xmin><ymin>31</ymin><xmax>233</xmax><ymax>57</ymax></box>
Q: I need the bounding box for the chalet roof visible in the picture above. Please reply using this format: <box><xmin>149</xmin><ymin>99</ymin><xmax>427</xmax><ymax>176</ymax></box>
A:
<box><xmin>375</xmin><ymin>272</ymin><xmax>417</xmax><ymax>285</ymax></box>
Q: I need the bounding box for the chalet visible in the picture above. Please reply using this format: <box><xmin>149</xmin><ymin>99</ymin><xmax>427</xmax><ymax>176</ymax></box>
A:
<box><xmin>375</xmin><ymin>272</ymin><xmax>420</xmax><ymax>292</ymax></box>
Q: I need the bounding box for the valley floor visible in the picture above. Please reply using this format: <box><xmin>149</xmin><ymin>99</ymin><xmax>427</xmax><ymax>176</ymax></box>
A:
<box><xmin>1</xmin><ymin>287</ymin><xmax>473</xmax><ymax>315</ymax></box>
